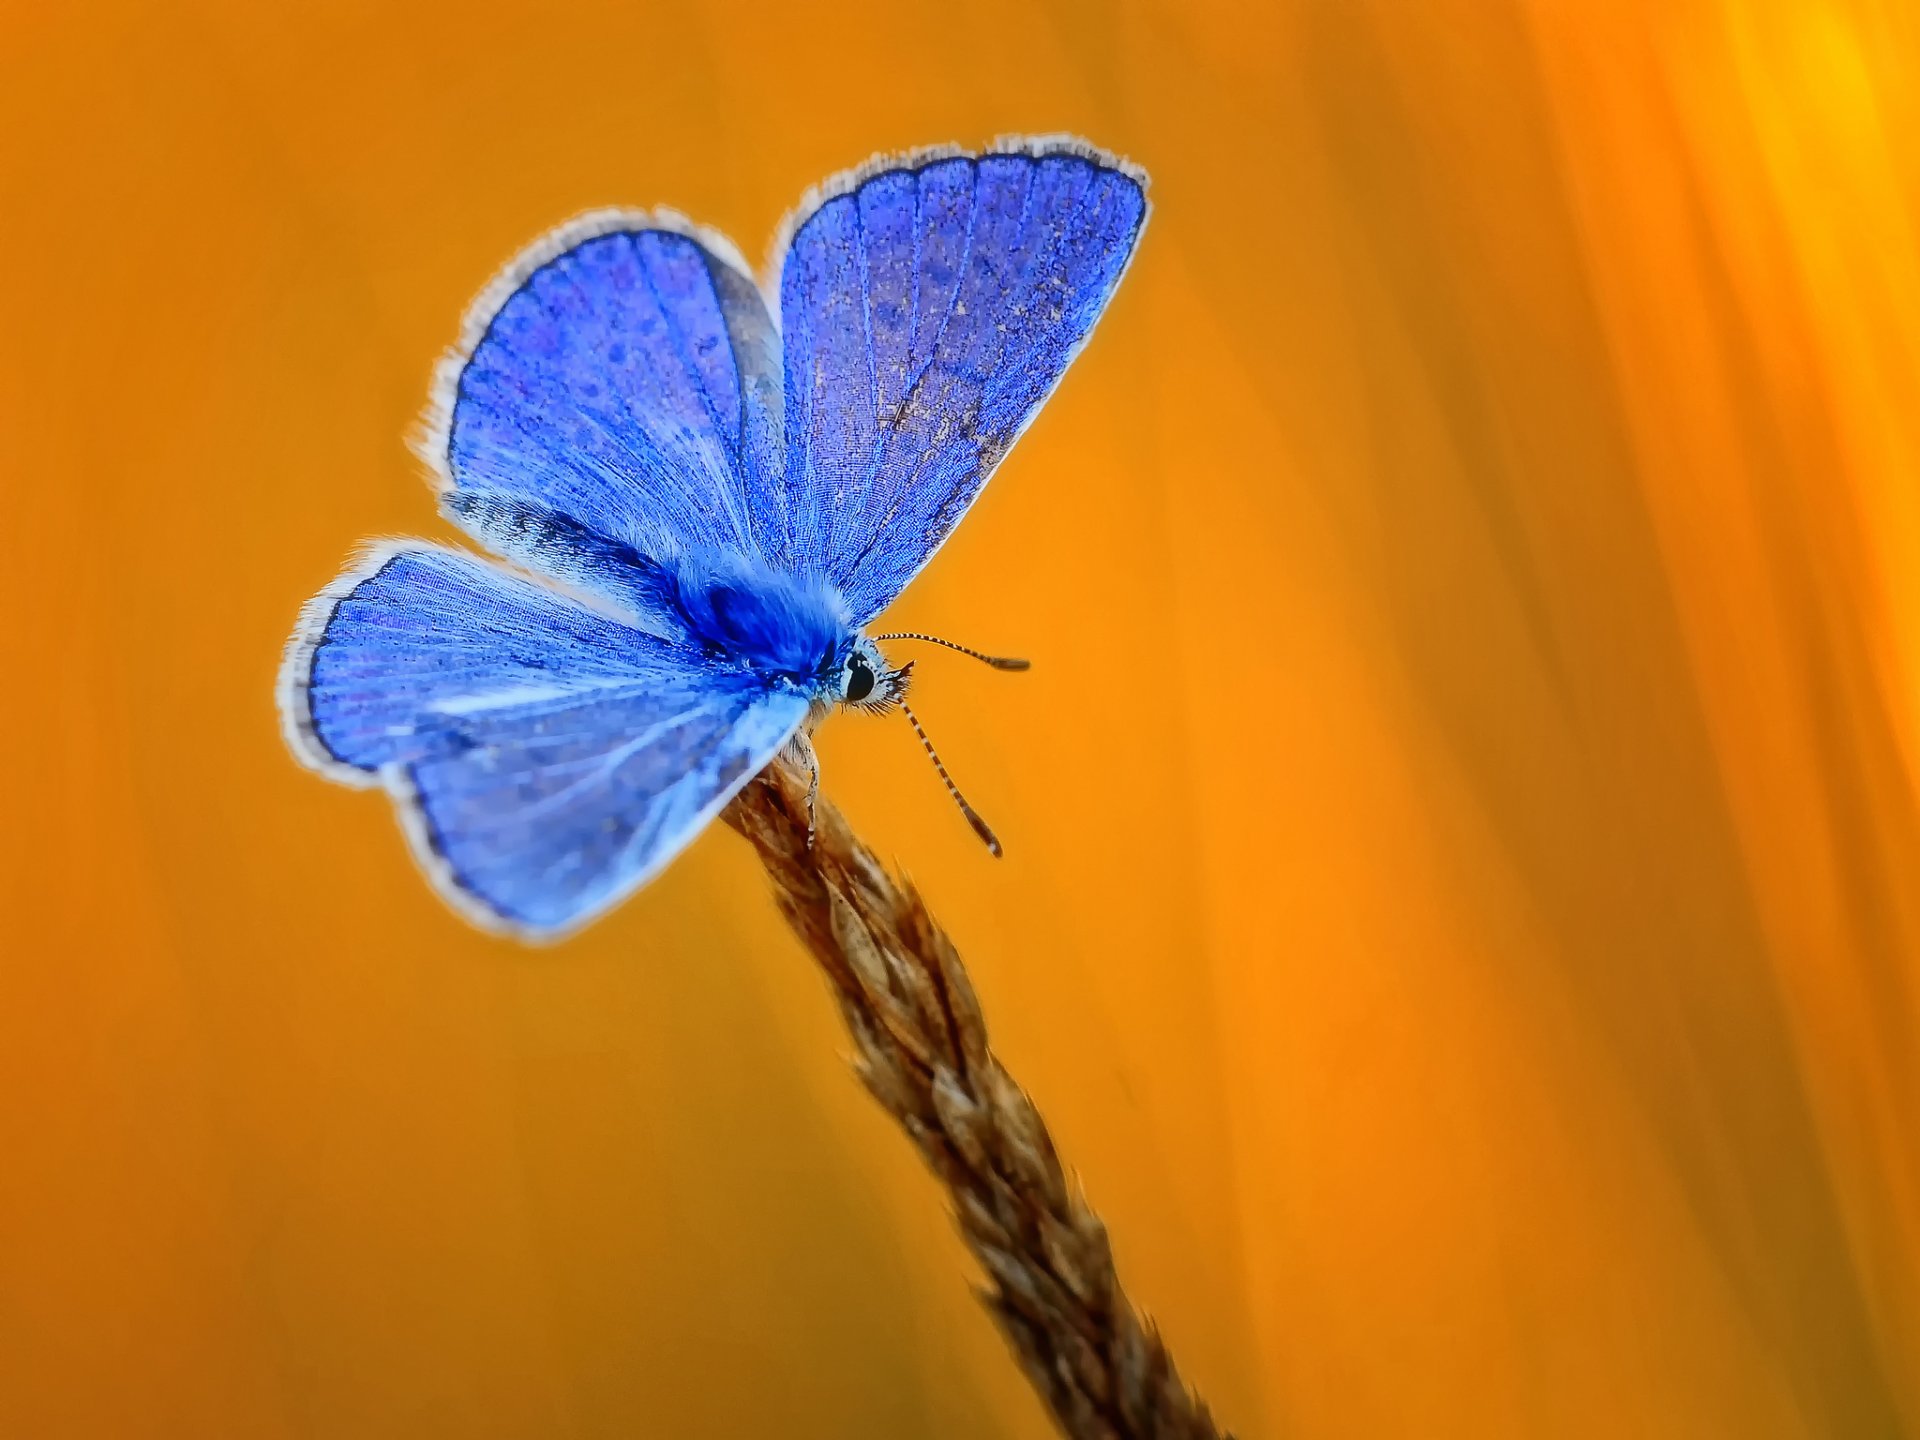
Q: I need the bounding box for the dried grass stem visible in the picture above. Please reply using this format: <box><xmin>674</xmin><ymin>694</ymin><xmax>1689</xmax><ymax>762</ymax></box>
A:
<box><xmin>723</xmin><ymin>761</ymin><xmax>1231</xmax><ymax>1440</ymax></box>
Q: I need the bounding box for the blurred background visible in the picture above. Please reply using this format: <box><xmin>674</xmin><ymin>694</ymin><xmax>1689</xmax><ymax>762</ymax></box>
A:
<box><xmin>4</xmin><ymin>1</ymin><xmax>1917</xmax><ymax>1435</ymax></box>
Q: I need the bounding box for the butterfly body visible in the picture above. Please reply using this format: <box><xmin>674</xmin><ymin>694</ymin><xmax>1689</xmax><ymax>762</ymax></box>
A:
<box><xmin>445</xmin><ymin>487</ymin><xmax>899</xmax><ymax>716</ymax></box>
<box><xmin>281</xmin><ymin>139</ymin><xmax>1148</xmax><ymax>939</ymax></box>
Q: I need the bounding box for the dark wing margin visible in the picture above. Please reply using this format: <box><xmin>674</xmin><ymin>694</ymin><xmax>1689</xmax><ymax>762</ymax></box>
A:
<box><xmin>769</xmin><ymin>136</ymin><xmax>1149</xmax><ymax>623</ymax></box>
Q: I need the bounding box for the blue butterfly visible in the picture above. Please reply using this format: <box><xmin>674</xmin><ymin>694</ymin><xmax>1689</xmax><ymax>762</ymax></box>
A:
<box><xmin>278</xmin><ymin>137</ymin><xmax>1149</xmax><ymax>940</ymax></box>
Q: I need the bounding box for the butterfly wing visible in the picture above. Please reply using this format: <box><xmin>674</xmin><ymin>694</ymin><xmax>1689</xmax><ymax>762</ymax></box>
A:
<box><xmin>773</xmin><ymin>138</ymin><xmax>1149</xmax><ymax>624</ymax></box>
<box><xmin>280</xmin><ymin>543</ymin><xmax>807</xmax><ymax>939</ymax></box>
<box><xmin>421</xmin><ymin>210</ymin><xmax>787</xmax><ymax>601</ymax></box>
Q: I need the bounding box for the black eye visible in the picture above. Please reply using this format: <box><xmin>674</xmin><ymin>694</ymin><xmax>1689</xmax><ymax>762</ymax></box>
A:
<box><xmin>846</xmin><ymin>657</ymin><xmax>875</xmax><ymax>703</ymax></box>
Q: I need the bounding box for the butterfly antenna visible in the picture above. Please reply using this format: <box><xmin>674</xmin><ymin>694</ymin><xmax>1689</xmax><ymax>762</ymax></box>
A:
<box><xmin>899</xmin><ymin>699</ymin><xmax>1003</xmax><ymax>858</ymax></box>
<box><xmin>875</xmin><ymin>632</ymin><xmax>1031</xmax><ymax>671</ymax></box>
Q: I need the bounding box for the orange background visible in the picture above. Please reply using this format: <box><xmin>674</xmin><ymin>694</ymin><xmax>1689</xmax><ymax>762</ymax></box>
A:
<box><xmin>4</xmin><ymin>1</ymin><xmax>1917</xmax><ymax>1435</ymax></box>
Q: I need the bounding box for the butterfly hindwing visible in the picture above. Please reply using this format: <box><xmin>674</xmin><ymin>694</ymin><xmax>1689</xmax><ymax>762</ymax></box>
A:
<box><xmin>281</xmin><ymin>544</ymin><xmax>808</xmax><ymax>938</ymax></box>
<box><xmin>394</xmin><ymin>678</ymin><xmax>805</xmax><ymax>939</ymax></box>
<box><xmin>424</xmin><ymin>212</ymin><xmax>787</xmax><ymax>589</ymax></box>
<box><xmin>774</xmin><ymin>141</ymin><xmax>1148</xmax><ymax>624</ymax></box>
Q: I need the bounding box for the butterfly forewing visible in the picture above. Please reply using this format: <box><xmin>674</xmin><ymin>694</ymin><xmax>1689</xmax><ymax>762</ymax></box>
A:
<box><xmin>775</xmin><ymin>145</ymin><xmax>1148</xmax><ymax>624</ymax></box>
<box><xmin>429</xmin><ymin>217</ymin><xmax>787</xmax><ymax>579</ymax></box>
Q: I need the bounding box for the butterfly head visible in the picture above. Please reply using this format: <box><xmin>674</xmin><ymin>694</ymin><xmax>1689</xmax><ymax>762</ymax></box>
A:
<box><xmin>839</xmin><ymin>630</ymin><xmax>1033</xmax><ymax>859</ymax></box>
<box><xmin>837</xmin><ymin>636</ymin><xmax>912</xmax><ymax>714</ymax></box>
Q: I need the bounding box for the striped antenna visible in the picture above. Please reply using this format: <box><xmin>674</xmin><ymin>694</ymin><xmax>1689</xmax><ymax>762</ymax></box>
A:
<box><xmin>899</xmin><ymin>699</ymin><xmax>1003</xmax><ymax>857</ymax></box>
<box><xmin>874</xmin><ymin>632</ymin><xmax>1031</xmax><ymax>671</ymax></box>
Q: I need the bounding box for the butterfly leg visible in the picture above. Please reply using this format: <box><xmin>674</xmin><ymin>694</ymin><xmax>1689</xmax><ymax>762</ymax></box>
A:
<box><xmin>783</xmin><ymin>730</ymin><xmax>821</xmax><ymax>848</ymax></box>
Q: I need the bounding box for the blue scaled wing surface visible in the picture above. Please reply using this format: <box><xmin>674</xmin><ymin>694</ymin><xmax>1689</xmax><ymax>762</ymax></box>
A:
<box><xmin>420</xmin><ymin>210</ymin><xmax>788</xmax><ymax>602</ymax></box>
<box><xmin>281</xmin><ymin>138</ymin><xmax>1149</xmax><ymax>938</ymax></box>
<box><xmin>774</xmin><ymin>141</ymin><xmax>1148</xmax><ymax>623</ymax></box>
<box><xmin>281</xmin><ymin>544</ymin><xmax>809</xmax><ymax>939</ymax></box>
